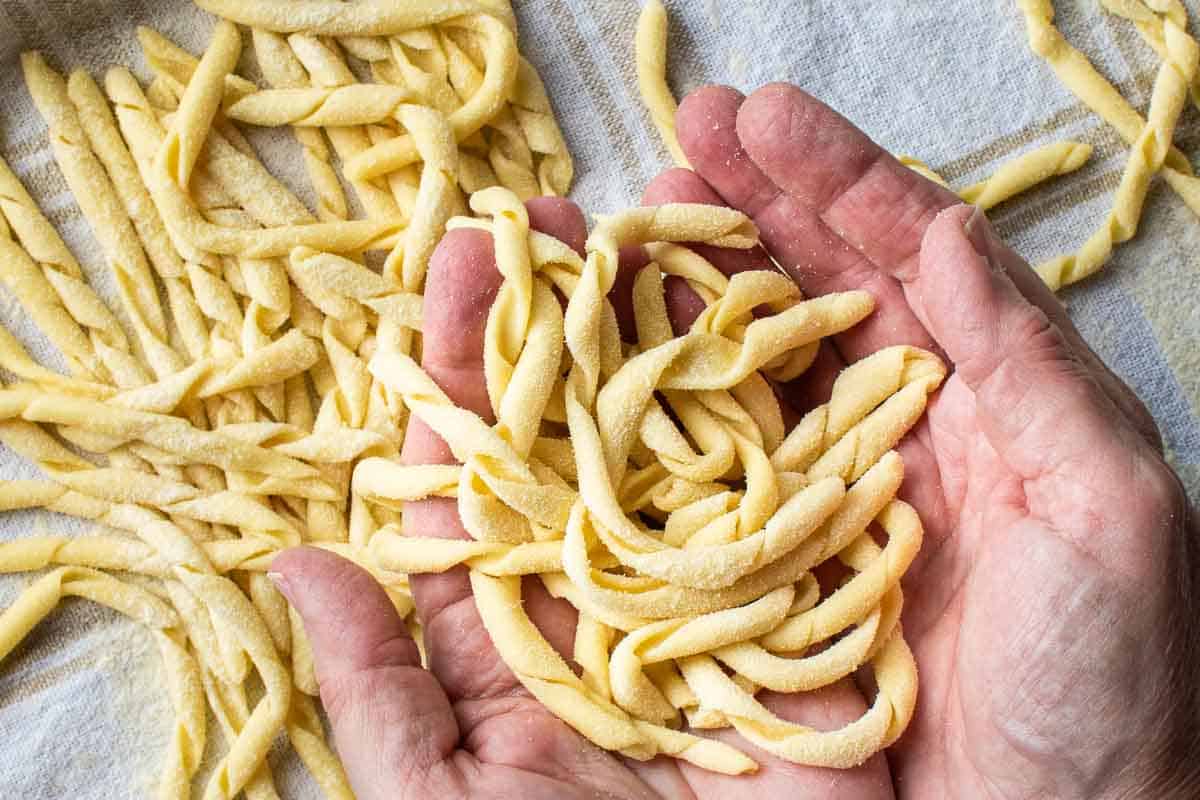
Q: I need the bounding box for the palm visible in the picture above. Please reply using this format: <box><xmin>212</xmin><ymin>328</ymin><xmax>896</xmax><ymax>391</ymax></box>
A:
<box><xmin>895</xmin><ymin>369</ymin><xmax>1176</xmax><ymax>798</ymax></box>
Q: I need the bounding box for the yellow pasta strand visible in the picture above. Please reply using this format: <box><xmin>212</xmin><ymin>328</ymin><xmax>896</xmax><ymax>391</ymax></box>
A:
<box><xmin>1030</xmin><ymin>5</ymin><xmax>1198</xmax><ymax>289</ymax></box>
<box><xmin>635</xmin><ymin>0</ymin><xmax>691</xmax><ymax>168</ymax></box>
<box><xmin>1017</xmin><ymin>0</ymin><xmax>1200</xmax><ymax>219</ymax></box>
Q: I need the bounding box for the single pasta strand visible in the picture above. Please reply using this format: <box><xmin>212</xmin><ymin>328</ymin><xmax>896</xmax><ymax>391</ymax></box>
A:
<box><xmin>901</xmin><ymin>140</ymin><xmax>1092</xmax><ymax>211</ymax></box>
<box><xmin>957</xmin><ymin>140</ymin><xmax>1093</xmax><ymax>210</ymax></box>
<box><xmin>635</xmin><ymin>0</ymin><xmax>691</xmax><ymax>168</ymax></box>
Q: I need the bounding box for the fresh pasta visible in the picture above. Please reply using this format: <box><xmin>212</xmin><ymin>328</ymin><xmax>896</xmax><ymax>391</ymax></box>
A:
<box><xmin>6</xmin><ymin>0</ymin><xmax>1191</xmax><ymax>795</ymax></box>
<box><xmin>636</xmin><ymin>0</ymin><xmax>691</xmax><ymax>168</ymax></box>
<box><xmin>1024</xmin><ymin>0</ymin><xmax>1199</xmax><ymax>288</ymax></box>
<box><xmin>357</xmin><ymin>186</ymin><xmax>939</xmax><ymax>771</ymax></box>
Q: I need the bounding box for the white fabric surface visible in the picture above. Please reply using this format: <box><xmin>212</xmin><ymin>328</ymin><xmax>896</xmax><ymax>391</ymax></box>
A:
<box><xmin>0</xmin><ymin>0</ymin><xmax>1198</xmax><ymax>796</ymax></box>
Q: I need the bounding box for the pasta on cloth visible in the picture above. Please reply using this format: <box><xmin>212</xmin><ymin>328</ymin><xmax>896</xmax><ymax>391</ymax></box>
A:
<box><xmin>0</xmin><ymin>0</ymin><xmax>944</xmax><ymax>787</ymax></box>
<box><xmin>2</xmin><ymin>0</ymin><xmax>1195</xmax><ymax>795</ymax></box>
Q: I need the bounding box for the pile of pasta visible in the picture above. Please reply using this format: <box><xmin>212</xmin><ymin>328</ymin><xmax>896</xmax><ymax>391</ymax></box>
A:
<box><xmin>0</xmin><ymin>2</ymin><xmax>575</xmax><ymax>798</ymax></box>
<box><xmin>363</xmin><ymin>190</ymin><xmax>944</xmax><ymax>773</ymax></box>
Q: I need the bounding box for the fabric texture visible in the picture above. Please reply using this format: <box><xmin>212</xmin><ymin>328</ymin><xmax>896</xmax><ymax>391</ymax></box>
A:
<box><xmin>0</xmin><ymin>0</ymin><xmax>1198</xmax><ymax>796</ymax></box>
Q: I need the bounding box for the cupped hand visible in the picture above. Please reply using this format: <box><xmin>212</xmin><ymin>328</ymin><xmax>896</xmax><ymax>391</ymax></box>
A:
<box><xmin>271</xmin><ymin>84</ymin><xmax>1200</xmax><ymax>800</ymax></box>
<box><xmin>272</xmin><ymin>192</ymin><xmax>894</xmax><ymax>800</ymax></box>
<box><xmin>662</xmin><ymin>83</ymin><xmax>1199</xmax><ymax>799</ymax></box>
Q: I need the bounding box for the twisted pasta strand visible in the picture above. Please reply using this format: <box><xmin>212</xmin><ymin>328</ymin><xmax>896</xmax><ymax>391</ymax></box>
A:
<box><xmin>957</xmin><ymin>140</ymin><xmax>1093</xmax><ymax>210</ymax></box>
<box><xmin>0</xmin><ymin>567</ymin><xmax>206</xmax><ymax>799</ymax></box>
<box><xmin>1031</xmin><ymin>7</ymin><xmax>1198</xmax><ymax>289</ymax></box>
<box><xmin>636</xmin><ymin>0</ymin><xmax>690</xmax><ymax>168</ymax></box>
<box><xmin>1017</xmin><ymin>0</ymin><xmax>1200</xmax><ymax>220</ymax></box>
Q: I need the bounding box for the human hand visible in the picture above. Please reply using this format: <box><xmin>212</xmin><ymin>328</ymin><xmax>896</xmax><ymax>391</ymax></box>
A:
<box><xmin>653</xmin><ymin>83</ymin><xmax>1199</xmax><ymax>799</ymax></box>
<box><xmin>271</xmin><ymin>84</ymin><xmax>1199</xmax><ymax>799</ymax></box>
<box><xmin>271</xmin><ymin>192</ymin><xmax>896</xmax><ymax>800</ymax></box>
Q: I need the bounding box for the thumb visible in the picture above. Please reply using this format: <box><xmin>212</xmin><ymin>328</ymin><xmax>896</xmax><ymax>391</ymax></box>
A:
<box><xmin>907</xmin><ymin>206</ymin><xmax>1161</xmax><ymax>534</ymax></box>
<box><xmin>270</xmin><ymin>547</ymin><xmax>459</xmax><ymax>800</ymax></box>
<box><xmin>910</xmin><ymin>204</ymin><xmax>1151</xmax><ymax>486</ymax></box>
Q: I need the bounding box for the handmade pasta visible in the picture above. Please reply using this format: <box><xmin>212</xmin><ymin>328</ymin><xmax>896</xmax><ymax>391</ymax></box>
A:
<box><xmin>1027</xmin><ymin>1</ymin><xmax>1198</xmax><ymax>288</ymax></box>
<box><xmin>636</xmin><ymin>0</ymin><xmax>690</xmax><ymax>168</ymax></box>
<box><xmin>357</xmin><ymin>186</ymin><xmax>942</xmax><ymax>770</ymax></box>
<box><xmin>8</xmin><ymin>0</ymin><xmax>1188</xmax><ymax>794</ymax></box>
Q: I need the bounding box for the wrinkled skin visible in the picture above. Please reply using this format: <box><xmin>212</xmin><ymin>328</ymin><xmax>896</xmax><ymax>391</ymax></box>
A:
<box><xmin>271</xmin><ymin>84</ymin><xmax>1200</xmax><ymax>800</ymax></box>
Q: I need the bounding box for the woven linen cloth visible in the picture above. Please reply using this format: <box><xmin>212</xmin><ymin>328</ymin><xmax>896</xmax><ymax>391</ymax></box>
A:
<box><xmin>1</xmin><ymin>1</ymin><xmax>1199</xmax><ymax>796</ymax></box>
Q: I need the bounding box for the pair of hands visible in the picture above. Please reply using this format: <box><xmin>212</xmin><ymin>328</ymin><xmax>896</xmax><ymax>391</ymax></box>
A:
<box><xmin>270</xmin><ymin>84</ymin><xmax>1200</xmax><ymax>799</ymax></box>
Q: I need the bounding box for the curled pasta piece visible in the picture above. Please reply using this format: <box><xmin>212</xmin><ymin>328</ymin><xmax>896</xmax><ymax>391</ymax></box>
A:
<box><xmin>898</xmin><ymin>155</ymin><xmax>949</xmax><ymax>187</ymax></box>
<box><xmin>137</xmin><ymin>25</ymin><xmax>257</xmax><ymax>104</ymax></box>
<box><xmin>289</xmin><ymin>248</ymin><xmax>424</xmax><ymax>329</ymax></box>
<box><xmin>608</xmin><ymin>585</ymin><xmax>794</xmax><ymax>724</ymax></box>
<box><xmin>512</xmin><ymin>58</ymin><xmax>574</xmax><ymax>195</ymax></box>
<box><xmin>0</xmin><ymin>568</ymin><xmax>205</xmax><ymax>799</ymax></box>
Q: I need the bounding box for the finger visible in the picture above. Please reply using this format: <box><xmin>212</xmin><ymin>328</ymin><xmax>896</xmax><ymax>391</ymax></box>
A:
<box><xmin>526</xmin><ymin>195</ymin><xmax>587</xmax><ymax>256</ymax></box>
<box><xmin>270</xmin><ymin>547</ymin><xmax>458</xmax><ymax>799</ymax></box>
<box><xmin>402</xmin><ymin>206</ymin><xmax>585</xmax><ymax>701</ymax></box>
<box><xmin>912</xmin><ymin>206</ymin><xmax>1161</xmax><ymax>548</ymax></box>
<box><xmin>980</xmin><ymin>228</ymin><xmax>1162</xmax><ymax>450</ymax></box>
<box><xmin>401</xmin><ymin>228</ymin><xmax>505</xmax><ymax>700</ymax></box>
<box><xmin>676</xmin><ymin>84</ymin><xmax>945</xmax><ymax>362</ymax></box>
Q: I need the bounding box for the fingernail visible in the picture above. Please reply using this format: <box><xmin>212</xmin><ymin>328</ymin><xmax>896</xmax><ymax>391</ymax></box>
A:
<box><xmin>962</xmin><ymin>206</ymin><xmax>1004</xmax><ymax>275</ymax></box>
<box><xmin>267</xmin><ymin>571</ymin><xmax>293</xmax><ymax>603</ymax></box>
